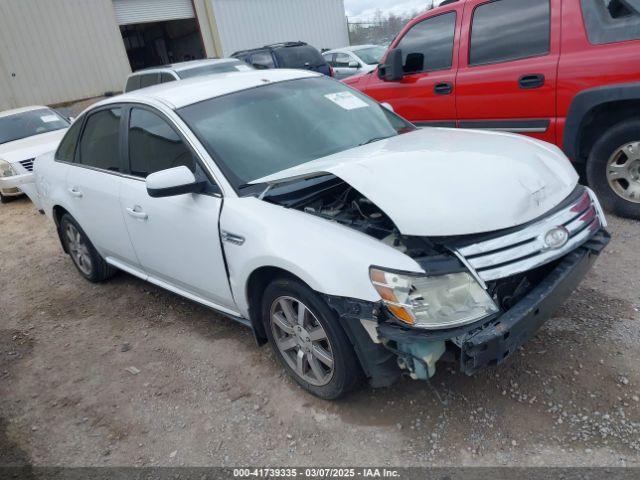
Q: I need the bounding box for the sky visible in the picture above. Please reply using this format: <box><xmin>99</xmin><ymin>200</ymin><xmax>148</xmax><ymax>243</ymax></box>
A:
<box><xmin>344</xmin><ymin>0</ymin><xmax>444</xmax><ymax>20</ymax></box>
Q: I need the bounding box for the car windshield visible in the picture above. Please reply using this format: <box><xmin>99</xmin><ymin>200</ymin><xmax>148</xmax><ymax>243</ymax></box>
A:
<box><xmin>178</xmin><ymin>77</ymin><xmax>414</xmax><ymax>189</ymax></box>
<box><xmin>274</xmin><ymin>45</ymin><xmax>326</xmax><ymax>68</ymax></box>
<box><xmin>177</xmin><ymin>60</ymin><xmax>254</xmax><ymax>79</ymax></box>
<box><xmin>0</xmin><ymin>108</ymin><xmax>68</xmax><ymax>145</ymax></box>
<box><xmin>354</xmin><ymin>46</ymin><xmax>387</xmax><ymax>65</ymax></box>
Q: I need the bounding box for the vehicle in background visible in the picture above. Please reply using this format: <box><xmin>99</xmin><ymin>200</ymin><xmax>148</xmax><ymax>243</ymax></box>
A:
<box><xmin>15</xmin><ymin>71</ymin><xmax>608</xmax><ymax>399</ymax></box>
<box><xmin>124</xmin><ymin>58</ymin><xmax>254</xmax><ymax>93</ymax></box>
<box><xmin>345</xmin><ymin>0</ymin><xmax>640</xmax><ymax>219</ymax></box>
<box><xmin>323</xmin><ymin>45</ymin><xmax>386</xmax><ymax>79</ymax></box>
<box><xmin>231</xmin><ymin>42</ymin><xmax>333</xmax><ymax>76</ymax></box>
<box><xmin>0</xmin><ymin>106</ymin><xmax>69</xmax><ymax>205</ymax></box>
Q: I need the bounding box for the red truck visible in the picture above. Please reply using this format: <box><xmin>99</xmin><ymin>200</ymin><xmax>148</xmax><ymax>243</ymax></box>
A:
<box><xmin>345</xmin><ymin>0</ymin><xmax>640</xmax><ymax>219</ymax></box>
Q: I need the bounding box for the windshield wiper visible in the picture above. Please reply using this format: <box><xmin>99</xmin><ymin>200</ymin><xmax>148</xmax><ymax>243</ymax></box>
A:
<box><xmin>359</xmin><ymin>135</ymin><xmax>393</xmax><ymax>146</ymax></box>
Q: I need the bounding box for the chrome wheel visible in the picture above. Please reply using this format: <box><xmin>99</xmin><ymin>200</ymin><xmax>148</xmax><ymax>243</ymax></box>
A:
<box><xmin>607</xmin><ymin>141</ymin><xmax>640</xmax><ymax>203</ymax></box>
<box><xmin>65</xmin><ymin>223</ymin><xmax>93</xmax><ymax>276</ymax></box>
<box><xmin>270</xmin><ymin>296</ymin><xmax>334</xmax><ymax>386</ymax></box>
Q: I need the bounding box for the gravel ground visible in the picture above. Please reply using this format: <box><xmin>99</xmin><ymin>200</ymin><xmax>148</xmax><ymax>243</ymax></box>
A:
<box><xmin>1</xmin><ymin>196</ymin><xmax>639</xmax><ymax>468</ymax></box>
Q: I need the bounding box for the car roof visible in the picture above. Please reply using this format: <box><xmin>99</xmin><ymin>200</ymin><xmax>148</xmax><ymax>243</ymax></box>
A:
<box><xmin>101</xmin><ymin>69</ymin><xmax>319</xmax><ymax>110</ymax></box>
<box><xmin>324</xmin><ymin>45</ymin><xmax>380</xmax><ymax>54</ymax></box>
<box><xmin>232</xmin><ymin>41</ymin><xmax>308</xmax><ymax>56</ymax></box>
<box><xmin>130</xmin><ymin>58</ymin><xmax>241</xmax><ymax>76</ymax></box>
<box><xmin>0</xmin><ymin>105</ymin><xmax>50</xmax><ymax>118</ymax></box>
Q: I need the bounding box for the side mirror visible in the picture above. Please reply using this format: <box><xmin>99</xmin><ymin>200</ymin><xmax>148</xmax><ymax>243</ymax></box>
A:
<box><xmin>348</xmin><ymin>60</ymin><xmax>360</xmax><ymax>69</ymax></box>
<box><xmin>146</xmin><ymin>166</ymin><xmax>205</xmax><ymax>198</ymax></box>
<box><xmin>251</xmin><ymin>62</ymin><xmax>270</xmax><ymax>70</ymax></box>
<box><xmin>378</xmin><ymin>48</ymin><xmax>403</xmax><ymax>82</ymax></box>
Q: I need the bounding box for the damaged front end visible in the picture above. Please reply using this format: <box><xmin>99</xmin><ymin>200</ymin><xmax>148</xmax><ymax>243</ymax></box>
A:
<box><xmin>266</xmin><ymin>179</ymin><xmax>609</xmax><ymax>386</ymax></box>
<box><xmin>310</xmin><ymin>187</ymin><xmax>610</xmax><ymax>386</ymax></box>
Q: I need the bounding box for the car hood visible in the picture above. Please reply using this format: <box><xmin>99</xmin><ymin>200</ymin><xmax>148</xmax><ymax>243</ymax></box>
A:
<box><xmin>252</xmin><ymin>128</ymin><xmax>579</xmax><ymax>236</ymax></box>
<box><xmin>0</xmin><ymin>129</ymin><xmax>67</xmax><ymax>164</ymax></box>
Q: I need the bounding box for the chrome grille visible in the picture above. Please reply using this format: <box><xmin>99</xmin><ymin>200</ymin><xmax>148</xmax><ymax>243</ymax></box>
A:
<box><xmin>458</xmin><ymin>188</ymin><xmax>605</xmax><ymax>282</ymax></box>
<box><xmin>19</xmin><ymin>158</ymin><xmax>35</xmax><ymax>171</ymax></box>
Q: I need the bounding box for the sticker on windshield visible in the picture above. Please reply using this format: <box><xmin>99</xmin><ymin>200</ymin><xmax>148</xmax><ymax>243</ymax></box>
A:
<box><xmin>324</xmin><ymin>92</ymin><xmax>369</xmax><ymax>110</ymax></box>
<box><xmin>235</xmin><ymin>64</ymin><xmax>252</xmax><ymax>71</ymax></box>
<box><xmin>40</xmin><ymin>114</ymin><xmax>59</xmax><ymax>123</ymax></box>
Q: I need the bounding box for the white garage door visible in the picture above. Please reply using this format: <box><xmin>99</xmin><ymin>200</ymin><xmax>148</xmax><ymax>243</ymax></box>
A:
<box><xmin>112</xmin><ymin>0</ymin><xmax>195</xmax><ymax>25</ymax></box>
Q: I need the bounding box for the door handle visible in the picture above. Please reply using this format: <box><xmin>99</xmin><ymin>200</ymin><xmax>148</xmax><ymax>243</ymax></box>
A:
<box><xmin>68</xmin><ymin>187</ymin><xmax>83</xmax><ymax>198</ymax></box>
<box><xmin>518</xmin><ymin>74</ymin><xmax>545</xmax><ymax>89</ymax></box>
<box><xmin>126</xmin><ymin>206</ymin><xmax>148</xmax><ymax>220</ymax></box>
<box><xmin>434</xmin><ymin>82</ymin><xmax>453</xmax><ymax>95</ymax></box>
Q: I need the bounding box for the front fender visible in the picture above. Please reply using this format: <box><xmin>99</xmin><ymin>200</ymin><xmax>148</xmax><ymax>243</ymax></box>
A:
<box><xmin>220</xmin><ymin>196</ymin><xmax>423</xmax><ymax>318</ymax></box>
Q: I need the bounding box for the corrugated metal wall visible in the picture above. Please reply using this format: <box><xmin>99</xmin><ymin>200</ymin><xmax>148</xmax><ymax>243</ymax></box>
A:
<box><xmin>112</xmin><ymin>0</ymin><xmax>195</xmax><ymax>25</ymax></box>
<box><xmin>0</xmin><ymin>0</ymin><xmax>131</xmax><ymax>110</ymax></box>
<box><xmin>210</xmin><ymin>0</ymin><xmax>349</xmax><ymax>56</ymax></box>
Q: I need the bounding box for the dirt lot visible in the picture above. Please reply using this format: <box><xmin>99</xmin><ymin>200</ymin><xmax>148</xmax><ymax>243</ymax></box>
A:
<box><xmin>1</xmin><ymin>196</ymin><xmax>639</xmax><ymax>468</ymax></box>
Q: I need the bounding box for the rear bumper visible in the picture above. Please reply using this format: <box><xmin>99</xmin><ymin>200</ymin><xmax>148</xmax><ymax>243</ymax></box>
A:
<box><xmin>377</xmin><ymin>229</ymin><xmax>610</xmax><ymax>376</ymax></box>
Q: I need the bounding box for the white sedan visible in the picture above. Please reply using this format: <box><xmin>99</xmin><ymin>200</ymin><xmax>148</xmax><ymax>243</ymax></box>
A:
<box><xmin>0</xmin><ymin>106</ymin><xmax>69</xmax><ymax>205</ymax></box>
<box><xmin>323</xmin><ymin>45</ymin><xmax>387</xmax><ymax>79</ymax></box>
<box><xmin>15</xmin><ymin>70</ymin><xmax>609</xmax><ymax>399</ymax></box>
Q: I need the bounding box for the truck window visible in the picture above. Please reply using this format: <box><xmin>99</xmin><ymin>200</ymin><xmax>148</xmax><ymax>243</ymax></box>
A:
<box><xmin>395</xmin><ymin>12</ymin><xmax>456</xmax><ymax>74</ymax></box>
<box><xmin>469</xmin><ymin>0</ymin><xmax>550</xmax><ymax>66</ymax></box>
<box><xmin>581</xmin><ymin>0</ymin><xmax>640</xmax><ymax>44</ymax></box>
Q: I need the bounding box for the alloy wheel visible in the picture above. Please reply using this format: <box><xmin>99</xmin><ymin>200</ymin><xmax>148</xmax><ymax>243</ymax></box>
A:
<box><xmin>65</xmin><ymin>223</ymin><xmax>93</xmax><ymax>276</ymax></box>
<box><xmin>606</xmin><ymin>141</ymin><xmax>640</xmax><ymax>203</ymax></box>
<box><xmin>270</xmin><ymin>296</ymin><xmax>334</xmax><ymax>386</ymax></box>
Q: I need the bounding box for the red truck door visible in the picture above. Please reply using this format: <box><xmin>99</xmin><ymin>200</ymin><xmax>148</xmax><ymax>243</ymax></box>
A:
<box><xmin>455</xmin><ymin>0</ymin><xmax>561</xmax><ymax>143</ymax></box>
<box><xmin>358</xmin><ymin>6</ymin><xmax>462</xmax><ymax>127</ymax></box>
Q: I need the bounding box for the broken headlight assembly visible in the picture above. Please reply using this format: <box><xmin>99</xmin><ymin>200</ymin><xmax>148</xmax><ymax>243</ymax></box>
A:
<box><xmin>369</xmin><ymin>267</ymin><xmax>499</xmax><ymax>329</ymax></box>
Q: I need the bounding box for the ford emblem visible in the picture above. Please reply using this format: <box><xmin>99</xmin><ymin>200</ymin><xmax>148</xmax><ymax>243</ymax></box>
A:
<box><xmin>544</xmin><ymin>226</ymin><xmax>569</xmax><ymax>250</ymax></box>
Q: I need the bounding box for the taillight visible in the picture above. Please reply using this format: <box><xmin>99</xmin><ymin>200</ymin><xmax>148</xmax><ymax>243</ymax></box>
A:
<box><xmin>329</xmin><ymin>65</ymin><xmax>334</xmax><ymax>77</ymax></box>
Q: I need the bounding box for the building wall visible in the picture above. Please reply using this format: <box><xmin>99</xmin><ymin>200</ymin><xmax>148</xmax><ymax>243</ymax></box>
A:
<box><xmin>0</xmin><ymin>0</ymin><xmax>131</xmax><ymax>110</ymax></box>
<box><xmin>210</xmin><ymin>0</ymin><xmax>349</xmax><ymax>56</ymax></box>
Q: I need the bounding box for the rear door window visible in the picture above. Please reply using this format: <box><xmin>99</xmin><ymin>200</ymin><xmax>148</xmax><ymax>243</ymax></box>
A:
<box><xmin>160</xmin><ymin>72</ymin><xmax>177</xmax><ymax>83</ymax></box>
<box><xmin>125</xmin><ymin>75</ymin><xmax>141</xmax><ymax>92</ymax></box>
<box><xmin>78</xmin><ymin>108</ymin><xmax>122</xmax><ymax>172</ymax></box>
<box><xmin>581</xmin><ymin>0</ymin><xmax>640</xmax><ymax>44</ymax></box>
<box><xmin>139</xmin><ymin>73</ymin><xmax>159</xmax><ymax>89</ymax></box>
<box><xmin>249</xmin><ymin>51</ymin><xmax>275</xmax><ymax>69</ymax></box>
<box><xmin>395</xmin><ymin>12</ymin><xmax>456</xmax><ymax>73</ymax></box>
<box><xmin>469</xmin><ymin>0</ymin><xmax>550</xmax><ymax>66</ymax></box>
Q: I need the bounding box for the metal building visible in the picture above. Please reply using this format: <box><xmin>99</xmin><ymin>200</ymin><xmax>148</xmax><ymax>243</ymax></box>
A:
<box><xmin>0</xmin><ymin>0</ymin><xmax>349</xmax><ymax>110</ymax></box>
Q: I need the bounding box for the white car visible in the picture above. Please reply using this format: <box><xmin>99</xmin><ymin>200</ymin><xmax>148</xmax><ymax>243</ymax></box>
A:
<box><xmin>12</xmin><ymin>70</ymin><xmax>609</xmax><ymax>399</ymax></box>
<box><xmin>323</xmin><ymin>45</ymin><xmax>386</xmax><ymax>79</ymax></box>
<box><xmin>124</xmin><ymin>58</ymin><xmax>254</xmax><ymax>93</ymax></box>
<box><xmin>0</xmin><ymin>106</ymin><xmax>69</xmax><ymax>205</ymax></box>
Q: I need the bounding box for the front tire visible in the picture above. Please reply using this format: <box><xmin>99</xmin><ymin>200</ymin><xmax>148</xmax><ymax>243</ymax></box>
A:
<box><xmin>262</xmin><ymin>277</ymin><xmax>362</xmax><ymax>400</ymax></box>
<box><xmin>60</xmin><ymin>214</ymin><xmax>115</xmax><ymax>282</ymax></box>
<box><xmin>586</xmin><ymin>120</ymin><xmax>640</xmax><ymax>219</ymax></box>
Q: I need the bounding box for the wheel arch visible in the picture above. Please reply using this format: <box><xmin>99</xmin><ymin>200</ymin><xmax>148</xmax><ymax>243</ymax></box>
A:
<box><xmin>244</xmin><ymin>265</ymin><xmax>317</xmax><ymax>345</ymax></box>
<box><xmin>564</xmin><ymin>82</ymin><xmax>640</xmax><ymax>163</ymax></box>
<box><xmin>52</xmin><ymin>205</ymin><xmax>72</xmax><ymax>253</ymax></box>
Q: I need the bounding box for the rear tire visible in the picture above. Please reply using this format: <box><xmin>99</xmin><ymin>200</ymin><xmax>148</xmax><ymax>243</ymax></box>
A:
<box><xmin>262</xmin><ymin>277</ymin><xmax>362</xmax><ymax>400</ymax></box>
<box><xmin>586</xmin><ymin>120</ymin><xmax>640</xmax><ymax>220</ymax></box>
<box><xmin>60</xmin><ymin>214</ymin><xmax>116</xmax><ymax>282</ymax></box>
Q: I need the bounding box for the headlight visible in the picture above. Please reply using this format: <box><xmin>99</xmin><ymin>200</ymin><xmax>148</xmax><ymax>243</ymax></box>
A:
<box><xmin>370</xmin><ymin>267</ymin><xmax>499</xmax><ymax>329</ymax></box>
<box><xmin>0</xmin><ymin>159</ymin><xmax>16</xmax><ymax>178</ymax></box>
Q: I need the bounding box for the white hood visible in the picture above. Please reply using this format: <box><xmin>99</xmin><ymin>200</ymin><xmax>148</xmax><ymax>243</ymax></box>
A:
<box><xmin>0</xmin><ymin>129</ymin><xmax>67</xmax><ymax>164</ymax></box>
<box><xmin>252</xmin><ymin>128</ymin><xmax>579</xmax><ymax>236</ymax></box>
